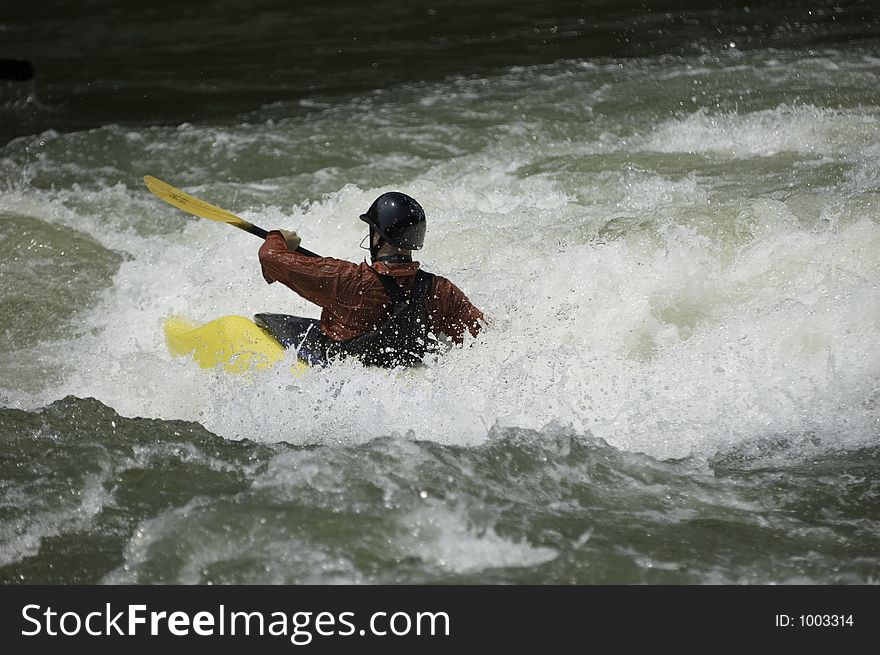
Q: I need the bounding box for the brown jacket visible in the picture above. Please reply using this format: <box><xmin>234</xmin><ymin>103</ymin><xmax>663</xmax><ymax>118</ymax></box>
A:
<box><xmin>258</xmin><ymin>231</ymin><xmax>484</xmax><ymax>343</ymax></box>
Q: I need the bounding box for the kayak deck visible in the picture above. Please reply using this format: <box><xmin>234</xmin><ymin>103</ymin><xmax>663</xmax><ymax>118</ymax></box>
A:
<box><xmin>164</xmin><ymin>315</ymin><xmax>309</xmax><ymax>375</ymax></box>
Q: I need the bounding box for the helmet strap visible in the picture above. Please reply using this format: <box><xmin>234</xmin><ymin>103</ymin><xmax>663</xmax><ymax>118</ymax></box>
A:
<box><xmin>369</xmin><ymin>227</ymin><xmax>383</xmax><ymax>263</ymax></box>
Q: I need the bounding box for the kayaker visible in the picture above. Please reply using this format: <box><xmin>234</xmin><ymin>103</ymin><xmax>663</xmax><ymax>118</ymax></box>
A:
<box><xmin>258</xmin><ymin>192</ymin><xmax>485</xmax><ymax>367</ymax></box>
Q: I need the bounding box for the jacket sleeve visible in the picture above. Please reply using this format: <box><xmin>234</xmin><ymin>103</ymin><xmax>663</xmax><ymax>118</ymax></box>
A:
<box><xmin>430</xmin><ymin>277</ymin><xmax>485</xmax><ymax>343</ymax></box>
<box><xmin>258</xmin><ymin>231</ymin><xmax>354</xmax><ymax>308</ymax></box>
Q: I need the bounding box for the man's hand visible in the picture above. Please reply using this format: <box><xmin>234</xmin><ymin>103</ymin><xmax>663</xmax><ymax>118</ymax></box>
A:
<box><xmin>278</xmin><ymin>229</ymin><xmax>302</xmax><ymax>252</ymax></box>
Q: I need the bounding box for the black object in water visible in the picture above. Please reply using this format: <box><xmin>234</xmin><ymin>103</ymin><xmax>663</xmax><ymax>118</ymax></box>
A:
<box><xmin>0</xmin><ymin>60</ymin><xmax>34</xmax><ymax>81</ymax></box>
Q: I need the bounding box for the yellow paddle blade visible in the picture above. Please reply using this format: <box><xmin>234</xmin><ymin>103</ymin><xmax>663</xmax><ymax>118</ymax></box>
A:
<box><xmin>164</xmin><ymin>315</ymin><xmax>307</xmax><ymax>376</ymax></box>
<box><xmin>144</xmin><ymin>176</ymin><xmax>264</xmax><ymax>236</ymax></box>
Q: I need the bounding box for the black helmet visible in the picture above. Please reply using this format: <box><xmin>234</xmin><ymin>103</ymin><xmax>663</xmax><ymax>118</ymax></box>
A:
<box><xmin>360</xmin><ymin>192</ymin><xmax>426</xmax><ymax>250</ymax></box>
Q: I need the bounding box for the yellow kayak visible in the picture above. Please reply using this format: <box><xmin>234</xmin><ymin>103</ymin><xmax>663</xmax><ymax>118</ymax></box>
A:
<box><xmin>164</xmin><ymin>315</ymin><xmax>309</xmax><ymax>375</ymax></box>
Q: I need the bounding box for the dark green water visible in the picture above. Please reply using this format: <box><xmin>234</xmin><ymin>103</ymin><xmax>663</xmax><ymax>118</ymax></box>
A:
<box><xmin>1</xmin><ymin>0</ymin><xmax>879</xmax><ymax>584</ymax></box>
<box><xmin>2</xmin><ymin>397</ymin><xmax>878</xmax><ymax>583</ymax></box>
<box><xmin>4</xmin><ymin>0</ymin><xmax>879</xmax><ymax>142</ymax></box>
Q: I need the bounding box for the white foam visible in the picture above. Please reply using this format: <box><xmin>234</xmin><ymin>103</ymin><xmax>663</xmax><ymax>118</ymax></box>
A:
<box><xmin>104</xmin><ymin>499</ymin><xmax>363</xmax><ymax>584</ymax></box>
<box><xmin>394</xmin><ymin>503</ymin><xmax>558</xmax><ymax>574</ymax></box>
<box><xmin>3</xmin><ymin>57</ymin><xmax>879</xmax><ymax>462</ymax></box>
<box><xmin>641</xmin><ymin>105</ymin><xmax>879</xmax><ymax>158</ymax></box>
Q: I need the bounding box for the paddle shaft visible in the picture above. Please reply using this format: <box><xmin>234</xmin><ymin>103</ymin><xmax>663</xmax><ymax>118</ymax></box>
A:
<box><xmin>143</xmin><ymin>175</ymin><xmax>320</xmax><ymax>257</ymax></box>
<box><xmin>241</xmin><ymin>222</ymin><xmax>320</xmax><ymax>258</ymax></box>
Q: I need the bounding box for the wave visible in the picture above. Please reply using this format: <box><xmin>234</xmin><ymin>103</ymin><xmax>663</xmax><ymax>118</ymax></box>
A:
<box><xmin>0</xmin><ymin>54</ymin><xmax>877</xmax><ymax>464</ymax></box>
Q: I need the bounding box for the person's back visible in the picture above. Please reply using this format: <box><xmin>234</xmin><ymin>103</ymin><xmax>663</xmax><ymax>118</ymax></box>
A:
<box><xmin>258</xmin><ymin>191</ymin><xmax>484</xmax><ymax>367</ymax></box>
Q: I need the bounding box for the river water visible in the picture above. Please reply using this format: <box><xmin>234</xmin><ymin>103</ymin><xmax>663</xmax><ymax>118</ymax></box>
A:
<box><xmin>1</xmin><ymin>0</ymin><xmax>878</xmax><ymax>583</ymax></box>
